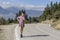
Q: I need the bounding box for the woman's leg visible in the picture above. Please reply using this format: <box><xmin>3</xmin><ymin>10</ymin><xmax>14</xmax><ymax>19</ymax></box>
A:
<box><xmin>20</xmin><ymin>27</ymin><xmax>24</xmax><ymax>38</ymax></box>
<box><xmin>20</xmin><ymin>27</ymin><xmax>24</xmax><ymax>34</ymax></box>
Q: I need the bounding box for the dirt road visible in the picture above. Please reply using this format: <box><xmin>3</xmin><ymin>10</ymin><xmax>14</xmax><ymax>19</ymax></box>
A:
<box><xmin>15</xmin><ymin>23</ymin><xmax>60</xmax><ymax>40</ymax></box>
<box><xmin>0</xmin><ymin>23</ymin><xmax>60</xmax><ymax>40</ymax></box>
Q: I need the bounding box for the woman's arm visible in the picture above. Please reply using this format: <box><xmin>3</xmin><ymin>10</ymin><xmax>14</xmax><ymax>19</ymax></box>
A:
<box><xmin>17</xmin><ymin>17</ymin><xmax>20</xmax><ymax>21</ymax></box>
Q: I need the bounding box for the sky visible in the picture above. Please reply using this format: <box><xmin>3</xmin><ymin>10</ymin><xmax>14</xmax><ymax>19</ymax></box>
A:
<box><xmin>0</xmin><ymin>0</ymin><xmax>60</xmax><ymax>11</ymax></box>
<box><xmin>0</xmin><ymin>0</ymin><xmax>60</xmax><ymax>19</ymax></box>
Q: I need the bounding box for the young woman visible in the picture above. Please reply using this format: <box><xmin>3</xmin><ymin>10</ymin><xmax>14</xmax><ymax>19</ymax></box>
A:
<box><xmin>17</xmin><ymin>12</ymin><xmax>25</xmax><ymax>38</ymax></box>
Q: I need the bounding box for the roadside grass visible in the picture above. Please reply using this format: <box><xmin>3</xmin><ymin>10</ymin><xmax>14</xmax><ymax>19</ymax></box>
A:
<box><xmin>0</xmin><ymin>29</ymin><xmax>3</xmax><ymax>33</ymax></box>
<box><xmin>42</xmin><ymin>19</ymin><xmax>60</xmax><ymax>30</ymax></box>
<box><xmin>51</xmin><ymin>19</ymin><xmax>60</xmax><ymax>30</ymax></box>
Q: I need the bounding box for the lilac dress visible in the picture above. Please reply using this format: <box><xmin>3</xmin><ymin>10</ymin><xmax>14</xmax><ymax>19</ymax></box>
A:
<box><xmin>17</xmin><ymin>16</ymin><xmax>25</xmax><ymax>27</ymax></box>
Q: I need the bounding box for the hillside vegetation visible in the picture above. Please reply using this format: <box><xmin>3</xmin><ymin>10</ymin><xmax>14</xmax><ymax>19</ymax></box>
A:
<box><xmin>39</xmin><ymin>2</ymin><xmax>60</xmax><ymax>30</ymax></box>
<box><xmin>0</xmin><ymin>10</ymin><xmax>39</xmax><ymax>25</ymax></box>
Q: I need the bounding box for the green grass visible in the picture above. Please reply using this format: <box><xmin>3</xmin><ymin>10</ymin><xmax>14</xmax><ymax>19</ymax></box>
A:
<box><xmin>0</xmin><ymin>29</ymin><xmax>3</xmax><ymax>33</ymax></box>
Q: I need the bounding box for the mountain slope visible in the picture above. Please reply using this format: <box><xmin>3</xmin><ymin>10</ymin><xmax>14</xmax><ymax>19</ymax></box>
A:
<box><xmin>0</xmin><ymin>6</ymin><xmax>43</xmax><ymax>19</ymax></box>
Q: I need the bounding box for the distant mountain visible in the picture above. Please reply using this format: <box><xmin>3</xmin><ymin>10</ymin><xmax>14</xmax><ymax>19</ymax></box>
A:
<box><xmin>26</xmin><ymin>10</ymin><xmax>43</xmax><ymax>17</ymax></box>
<box><xmin>0</xmin><ymin>7</ymin><xmax>8</xmax><ymax>14</ymax></box>
<box><xmin>0</xmin><ymin>6</ymin><xmax>43</xmax><ymax>19</ymax></box>
<box><xmin>6</xmin><ymin>7</ymin><xmax>19</xmax><ymax>13</ymax></box>
<box><xmin>0</xmin><ymin>7</ymin><xmax>19</xmax><ymax>19</ymax></box>
<box><xmin>0</xmin><ymin>7</ymin><xmax>4</xmax><ymax>11</ymax></box>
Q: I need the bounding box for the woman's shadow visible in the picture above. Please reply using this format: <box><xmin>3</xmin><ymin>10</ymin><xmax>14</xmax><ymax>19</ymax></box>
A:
<box><xmin>23</xmin><ymin>34</ymin><xmax>49</xmax><ymax>38</ymax></box>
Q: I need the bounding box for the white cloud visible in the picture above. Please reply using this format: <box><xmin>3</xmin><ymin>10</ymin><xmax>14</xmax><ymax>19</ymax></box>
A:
<box><xmin>17</xmin><ymin>4</ymin><xmax>45</xmax><ymax>11</ymax></box>
<box><xmin>49</xmin><ymin>0</ymin><xmax>55</xmax><ymax>1</ymax></box>
<box><xmin>0</xmin><ymin>1</ymin><xmax>45</xmax><ymax>11</ymax></box>
<box><xmin>0</xmin><ymin>1</ymin><xmax>14</xmax><ymax>8</ymax></box>
<box><xmin>19</xmin><ymin>5</ymin><xmax>45</xmax><ymax>11</ymax></box>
